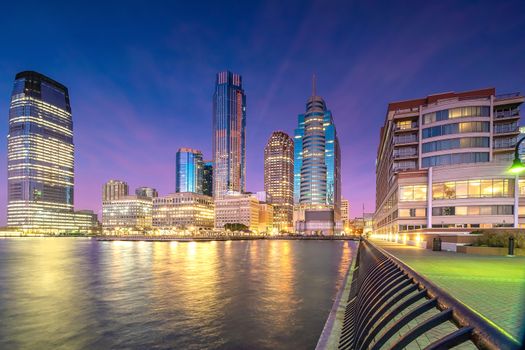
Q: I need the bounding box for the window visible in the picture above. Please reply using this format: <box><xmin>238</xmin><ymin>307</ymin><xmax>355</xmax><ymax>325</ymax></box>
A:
<box><xmin>443</xmin><ymin>182</ymin><xmax>456</xmax><ymax>199</ymax></box>
<box><xmin>399</xmin><ymin>185</ymin><xmax>427</xmax><ymax>201</ymax></box>
<box><xmin>422</xmin><ymin>122</ymin><xmax>489</xmax><ymax>139</ymax></box>
<box><xmin>456</xmin><ymin>181</ymin><xmax>468</xmax><ymax>198</ymax></box>
<box><xmin>422</xmin><ymin>152</ymin><xmax>489</xmax><ymax>167</ymax></box>
<box><xmin>456</xmin><ymin>206</ymin><xmax>468</xmax><ymax>215</ymax></box>
<box><xmin>433</xmin><ymin>183</ymin><xmax>444</xmax><ymax>200</ymax></box>
<box><xmin>468</xmin><ymin>180</ymin><xmax>481</xmax><ymax>198</ymax></box>
<box><xmin>480</xmin><ymin>179</ymin><xmax>493</xmax><ymax>197</ymax></box>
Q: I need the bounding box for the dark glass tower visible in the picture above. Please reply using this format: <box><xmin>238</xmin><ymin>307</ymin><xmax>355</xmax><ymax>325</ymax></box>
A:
<box><xmin>212</xmin><ymin>71</ymin><xmax>246</xmax><ymax>199</ymax></box>
<box><xmin>176</xmin><ymin>148</ymin><xmax>203</xmax><ymax>193</ymax></box>
<box><xmin>202</xmin><ymin>160</ymin><xmax>213</xmax><ymax>197</ymax></box>
<box><xmin>7</xmin><ymin>71</ymin><xmax>77</xmax><ymax>232</ymax></box>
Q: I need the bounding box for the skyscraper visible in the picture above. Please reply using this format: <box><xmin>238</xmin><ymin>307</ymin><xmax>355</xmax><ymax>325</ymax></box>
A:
<box><xmin>176</xmin><ymin>147</ymin><xmax>203</xmax><ymax>193</ymax></box>
<box><xmin>293</xmin><ymin>77</ymin><xmax>341</xmax><ymax>235</ymax></box>
<box><xmin>202</xmin><ymin>160</ymin><xmax>213</xmax><ymax>197</ymax></box>
<box><xmin>7</xmin><ymin>71</ymin><xmax>80</xmax><ymax>232</ymax></box>
<box><xmin>103</xmin><ymin>180</ymin><xmax>129</xmax><ymax>201</ymax></box>
<box><xmin>264</xmin><ymin>131</ymin><xmax>294</xmax><ymax>232</ymax></box>
<box><xmin>212</xmin><ymin>71</ymin><xmax>246</xmax><ymax>199</ymax></box>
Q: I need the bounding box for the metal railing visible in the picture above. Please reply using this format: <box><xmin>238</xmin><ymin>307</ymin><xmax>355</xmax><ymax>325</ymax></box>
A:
<box><xmin>336</xmin><ymin>240</ymin><xmax>520</xmax><ymax>350</ymax></box>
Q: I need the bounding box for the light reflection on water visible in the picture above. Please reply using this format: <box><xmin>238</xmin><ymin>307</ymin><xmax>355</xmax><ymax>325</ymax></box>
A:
<box><xmin>0</xmin><ymin>238</ymin><xmax>355</xmax><ymax>349</ymax></box>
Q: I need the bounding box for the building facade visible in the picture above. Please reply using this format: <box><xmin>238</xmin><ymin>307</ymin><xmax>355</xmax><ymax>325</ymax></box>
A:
<box><xmin>6</xmin><ymin>71</ymin><xmax>95</xmax><ymax>233</ymax></box>
<box><xmin>341</xmin><ymin>198</ymin><xmax>350</xmax><ymax>230</ymax></box>
<box><xmin>293</xmin><ymin>80</ymin><xmax>342</xmax><ymax>235</ymax></box>
<box><xmin>374</xmin><ymin>88</ymin><xmax>525</xmax><ymax>234</ymax></box>
<box><xmin>176</xmin><ymin>147</ymin><xmax>203</xmax><ymax>193</ymax></box>
<box><xmin>135</xmin><ymin>186</ymin><xmax>158</xmax><ymax>198</ymax></box>
<box><xmin>264</xmin><ymin>131</ymin><xmax>294</xmax><ymax>232</ymax></box>
<box><xmin>212</xmin><ymin>71</ymin><xmax>246</xmax><ymax>199</ymax></box>
<box><xmin>153</xmin><ymin>192</ymin><xmax>214</xmax><ymax>230</ymax></box>
<box><xmin>214</xmin><ymin>193</ymin><xmax>260</xmax><ymax>232</ymax></box>
<box><xmin>103</xmin><ymin>180</ymin><xmax>129</xmax><ymax>201</ymax></box>
<box><xmin>102</xmin><ymin>195</ymin><xmax>153</xmax><ymax>231</ymax></box>
<box><xmin>202</xmin><ymin>160</ymin><xmax>213</xmax><ymax>197</ymax></box>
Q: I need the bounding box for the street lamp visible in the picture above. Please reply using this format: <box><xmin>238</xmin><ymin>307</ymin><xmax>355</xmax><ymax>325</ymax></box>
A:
<box><xmin>509</xmin><ymin>137</ymin><xmax>525</xmax><ymax>174</ymax></box>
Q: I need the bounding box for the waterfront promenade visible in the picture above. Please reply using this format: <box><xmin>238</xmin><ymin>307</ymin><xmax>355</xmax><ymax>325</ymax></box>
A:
<box><xmin>372</xmin><ymin>240</ymin><xmax>525</xmax><ymax>343</ymax></box>
<box><xmin>95</xmin><ymin>235</ymin><xmax>360</xmax><ymax>242</ymax></box>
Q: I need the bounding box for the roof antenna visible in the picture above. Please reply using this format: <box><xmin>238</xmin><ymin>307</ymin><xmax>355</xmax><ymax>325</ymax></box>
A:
<box><xmin>312</xmin><ymin>73</ymin><xmax>316</xmax><ymax>96</ymax></box>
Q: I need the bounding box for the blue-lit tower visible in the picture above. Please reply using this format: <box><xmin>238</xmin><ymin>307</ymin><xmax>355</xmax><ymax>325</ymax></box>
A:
<box><xmin>176</xmin><ymin>148</ymin><xmax>204</xmax><ymax>193</ymax></box>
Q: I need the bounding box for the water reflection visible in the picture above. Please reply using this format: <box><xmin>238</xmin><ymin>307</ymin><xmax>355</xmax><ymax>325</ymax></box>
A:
<box><xmin>0</xmin><ymin>238</ymin><xmax>354</xmax><ymax>349</ymax></box>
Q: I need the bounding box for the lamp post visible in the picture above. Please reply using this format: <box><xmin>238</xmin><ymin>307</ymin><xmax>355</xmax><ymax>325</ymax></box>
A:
<box><xmin>509</xmin><ymin>137</ymin><xmax>525</xmax><ymax>228</ymax></box>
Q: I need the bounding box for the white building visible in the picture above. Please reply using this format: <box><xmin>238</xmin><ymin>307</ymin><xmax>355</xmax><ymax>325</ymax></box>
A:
<box><xmin>374</xmin><ymin>88</ymin><xmax>524</xmax><ymax>234</ymax></box>
<box><xmin>102</xmin><ymin>195</ymin><xmax>152</xmax><ymax>232</ymax></box>
<box><xmin>215</xmin><ymin>193</ymin><xmax>260</xmax><ymax>232</ymax></box>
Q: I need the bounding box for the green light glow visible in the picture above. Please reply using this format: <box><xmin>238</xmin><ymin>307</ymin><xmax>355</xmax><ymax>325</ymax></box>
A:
<box><xmin>508</xmin><ymin>158</ymin><xmax>525</xmax><ymax>174</ymax></box>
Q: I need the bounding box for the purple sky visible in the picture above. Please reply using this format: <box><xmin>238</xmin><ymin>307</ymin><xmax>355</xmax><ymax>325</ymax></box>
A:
<box><xmin>0</xmin><ymin>0</ymin><xmax>524</xmax><ymax>224</ymax></box>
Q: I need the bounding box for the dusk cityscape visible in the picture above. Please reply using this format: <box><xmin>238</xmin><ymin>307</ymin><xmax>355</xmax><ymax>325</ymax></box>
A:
<box><xmin>0</xmin><ymin>1</ymin><xmax>524</xmax><ymax>350</ymax></box>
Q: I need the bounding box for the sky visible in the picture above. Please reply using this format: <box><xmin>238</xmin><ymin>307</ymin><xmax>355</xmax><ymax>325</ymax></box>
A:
<box><xmin>0</xmin><ymin>0</ymin><xmax>524</xmax><ymax>224</ymax></box>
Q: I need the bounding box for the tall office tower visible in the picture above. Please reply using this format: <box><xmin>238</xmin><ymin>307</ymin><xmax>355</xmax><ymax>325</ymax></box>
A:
<box><xmin>374</xmin><ymin>88</ymin><xmax>524</xmax><ymax>235</ymax></box>
<box><xmin>7</xmin><ymin>71</ymin><xmax>76</xmax><ymax>232</ymax></box>
<box><xmin>202</xmin><ymin>160</ymin><xmax>213</xmax><ymax>197</ymax></box>
<box><xmin>212</xmin><ymin>70</ymin><xmax>246</xmax><ymax>199</ymax></box>
<box><xmin>135</xmin><ymin>186</ymin><xmax>158</xmax><ymax>198</ymax></box>
<box><xmin>294</xmin><ymin>78</ymin><xmax>341</xmax><ymax>235</ymax></box>
<box><xmin>176</xmin><ymin>147</ymin><xmax>203</xmax><ymax>193</ymax></box>
<box><xmin>103</xmin><ymin>180</ymin><xmax>129</xmax><ymax>201</ymax></box>
<box><xmin>264</xmin><ymin>131</ymin><xmax>294</xmax><ymax>231</ymax></box>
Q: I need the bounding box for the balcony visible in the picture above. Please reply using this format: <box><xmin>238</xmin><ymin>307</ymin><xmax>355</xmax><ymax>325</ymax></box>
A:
<box><xmin>394</xmin><ymin>123</ymin><xmax>419</xmax><ymax>133</ymax></box>
<box><xmin>493</xmin><ymin>124</ymin><xmax>519</xmax><ymax>135</ymax></box>
<box><xmin>393</xmin><ymin>135</ymin><xmax>418</xmax><ymax>145</ymax></box>
<box><xmin>494</xmin><ymin>109</ymin><xmax>520</xmax><ymax>119</ymax></box>
<box><xmin>393</xmin><ymin>165</ymin><xmax>417</xmax><ymax>172</ymax></box>
<box><xmin>393</xmin><ymin>151</ymin><xmax>418</xmax><ymax>159</ymax></box>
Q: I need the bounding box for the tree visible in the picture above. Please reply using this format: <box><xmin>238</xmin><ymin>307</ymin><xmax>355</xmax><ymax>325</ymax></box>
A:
<box><xmin>224</xmin><ymin>223</ymin><xmax>249</xmax><ymax>232</ymax></box>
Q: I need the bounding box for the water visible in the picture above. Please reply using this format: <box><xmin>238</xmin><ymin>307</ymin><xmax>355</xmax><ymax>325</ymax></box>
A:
<box><xmin>0</xmin><ymin>238</ymin><xmax>355</xmax><ymax>349</ymax></box>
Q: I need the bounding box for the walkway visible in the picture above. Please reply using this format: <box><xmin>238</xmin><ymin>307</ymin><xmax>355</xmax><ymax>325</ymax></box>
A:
<box><xmin>372</xmin><ymin>240</ymin><xmax>525</xmax><ymax>343</ymax></box>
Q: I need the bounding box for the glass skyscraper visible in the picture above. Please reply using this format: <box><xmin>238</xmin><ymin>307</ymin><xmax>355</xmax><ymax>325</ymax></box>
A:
<box><xmin>293</xmin><ymin>79</ymin><xmax>341</xmax><ymax>234</ymax></box>
<box><xmin>212</xmin><ymin>71</ymin><xmax>246</xmax><ymax>199</ymax></box>
<box><xmin>176</xmin><ymin>148</ymin><xmax>204</xmax><ymax>193</ymax></box>
<box><xmin>7</xmin><ymin>71</ymin><xmax>79</xmax><ymax>232</ymax></box>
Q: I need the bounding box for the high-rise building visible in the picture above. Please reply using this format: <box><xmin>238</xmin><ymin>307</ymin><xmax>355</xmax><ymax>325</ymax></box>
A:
<box><xmin>202</xmin><ymin>160</ymin><xmax>213</xmax><ymax>197</ymax></box>
<box><xmin>212</xmin><ymin>71</ymin><xmax>246</xmax><ymax>199</ymax></box>
<box><xmin>102</xmin><ymin>195</ymin><xmax>153</xmax><ymax>232</ymax></box>
<box><xmin>264</xmin><ymin>131</ymin><xmax>294</xmax><ymax>232</ymax></box>
<box><xmin>293</xmin><ymin>78</ymin><xmax>341</xmax><ymax>235</ymax></box>
<box><xmin>153</xmin><ymin>192</ymin><xmax>214</xmax><ymax>230</ymax></box>
<box><xmin>103</xmin><ymin>180</ymin><xmax>129</xmax><ymax>201</ymax></box>
<box><xmin>176</xmin><ymin>147</ymin><xmax>203</xmax><ymax>193</ymax></box>
<box><xmin>135</xmin><ymin>186</ymin><xmax>158</xmax><ymax>198</ymax></box>
<box><xmin>7</xmin><ymin>71</ymin><xmax>95</xmax><ymax>233</ymax></box>
<box><xmin>374</xmin><ymin>88</ymin><xmax>525</xmax><ymax>235</ymax></box>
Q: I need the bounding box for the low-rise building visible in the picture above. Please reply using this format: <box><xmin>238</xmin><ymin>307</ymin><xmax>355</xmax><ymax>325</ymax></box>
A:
<box><xmin>102</xmin><ymin>195</ymin><xmax>153</xmax><ymax>232</ymax></box>
<box><xmin>153</xmin><ymin>192</ymin><xmax>214</xmax><ymax>230</ymax></box>
<box><xmin>215</xmin><ymin>193</ymin><xmax>260</xmax><ymax>232</ymax></box>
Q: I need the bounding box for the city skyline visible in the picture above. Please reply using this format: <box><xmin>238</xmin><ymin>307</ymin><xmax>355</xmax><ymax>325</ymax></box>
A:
<box><xmin>1</xmin><ymin>1</ymin><xmax>525</xmax><ymax>224</ymax></box>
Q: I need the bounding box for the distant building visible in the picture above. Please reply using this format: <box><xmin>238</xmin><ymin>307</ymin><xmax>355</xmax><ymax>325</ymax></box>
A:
<box><xmin>103</xmin><ymin>180</ymin><xmax>129</xmax><ymax>201</ymax></box>
<box><xmin>363</xmin><ymin>212</ymin><xmax>374</xmax><ymax>236</ymax></box>
<box><xmin>258</xmin><ymin>203</ymin><xmax>274</xmax><ymax>233</ymax></box>
<box><xmin>102</xmin><ymin>195</ymin><xmax>153</xmax><ymax>231</ymax></box>
<box><xmin>152</xmin><ymin>192</ymin><xmax>214</xmax><ymax>230</ymax></box>
<box><xmin>6</xmin><ymin>71</ymin><xmax>96</xmax><ymax>234</ymax></box>
<box><xmin>293</xmin><ymin>78</ymin><xmax>341</xmax><ymax>235</ymax></box>
<box><xmin>202</xmin><ymin>160</ymin><xmax>213</xmax><ymax>197</ymax></box>
<box><xmin>215</xmin><ymin>193</ymin><xmax>260</xmax><ymax>232</ymax></box>
<box><xmin>135</xmin><ymin>186</ymin><xmax>158</xmax><ymax>198</ymax></box>
<box><xmin>374</xmin><ymin>88</ymin><xmax>525</xmax><ymax>235</ymax></box>
<box><xmin>176</xmin><ymin>148</ymin><xmax>203</xmax><ymax>193</ymax></box>
<box><xmin>213</xmin><ymin>71</ymin><xmax>246</xmax><ymax>199</ymax></box>
<box><xmin>341</xmin><ymin>198</ymin><xmax>350</xmax><ymax>230</ymax></box>
<box><xmin>264</xmin><ymin>131</ymin><xmax>294</xmax><ymax>232</ymax></box>
<box><xmin>255</xmin><ymin>191</ymin><xmax>271</xmax><ymax>203</ymax></box>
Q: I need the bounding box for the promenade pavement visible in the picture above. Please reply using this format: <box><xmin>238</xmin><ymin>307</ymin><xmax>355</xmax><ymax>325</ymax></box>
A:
<box><xmin>372</xmin><ymin>239</ymin><xmax>525</xmax><ymax>343</ymax></box>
